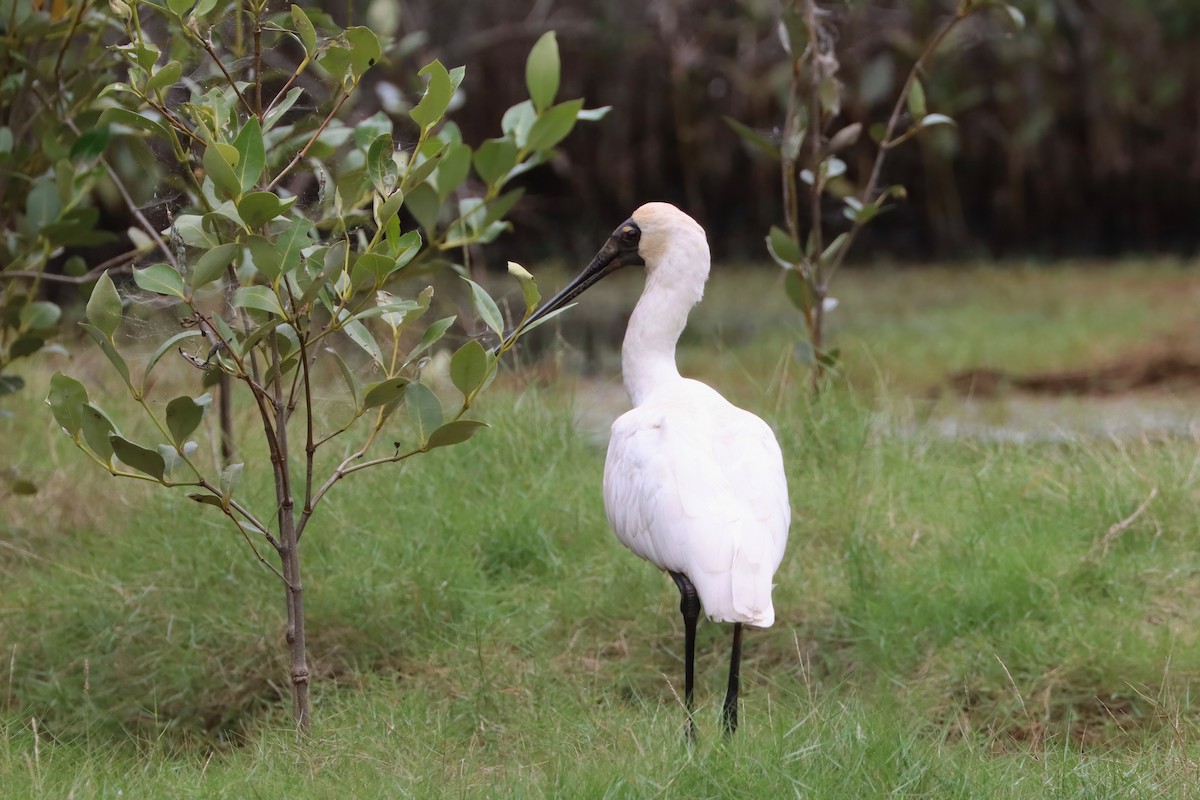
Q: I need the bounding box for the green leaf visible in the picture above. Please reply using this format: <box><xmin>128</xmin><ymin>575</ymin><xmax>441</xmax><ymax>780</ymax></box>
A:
<box><xmin>0</xmin><ymin>374</ymin><xmax>25</xmax><ymax>397</ymax></box>
<box><xmin>110</xmin><ymin>435</ymin><xmax>166</xmax><ymax>480</ymax></box>
<box><xmin>990</xmin><ymin>1</ymin><xmax>1025</xmax><ymax>30</ymax></box>
<box><xmin>409</xmin><ymin>59</ymin><xmax>454</xmax><ymax>132</ymax></box>
<box><xmin>25</xmin><ymin>180</ymin><xmax>60</xmax><ymax>233</ymax></box>
<box><xmin>167</xmin><ymin>0</ymin><xmax>194</xmax><ymax>15</ymax></box>
<box><xmin>339</xmin><ymin>314</ymin><xmax>384</xmax><ymax>366</ymax></box>
<box><xmin>907</xmin><ymin>78</ymin><xmax>927</xmax><ymax>119</ymax></box>
<box><xmin>919</xmin><ymin>113</ymin><xmax>956</xmax><ymax>129</ymax></box>
<box><xmin>426</xmin><ymin>419</ymin><xmax>489</xmax><ymax>450</ymax></box>
<box><xmin>375</xmin><ymin>189</ymin><xmax>406</xmax><ymax>229</ymax></box>
<box><xmin>820</xmin><ymin>232</ymin><xmax>849</xmax><ymax>267</ymax></box>
<box><xmin>506</xmin><ymin>261</ymin><xmax>539</xmax><ymax>312</ymax></box>
<box><xmin>191</xmin><ymin>242</ymin><xmax>239</xmax><ymax>289</ymax></box>
<box><xmin>525</xmin><ymin>99</ymin><xmax>584</xmax><ymax>152</ymax></box>
<box><xmin>363</xmin><ymin>376</ymin><xmax>410</xmax><ymax>408</ymax></box>
<box><xmin>406</xmin><ymin>381</ymin><xmax>443</xmax><ymax>443</ymax></box>
<box><xmin>400</xmin><ymin>142</ymin><xmax>446</xmax><ymax>193</ymax></box>
<box><xmin>10</xmin><ymin>337</ymin><xmax>43</xmax><ymax>359</ymax></box>
<box><xmin>233</xmin><ymin>285</ymin><xmax>286</xmax><ymax>317</ymax></box>
<box><xmin>70</xmin><ymin>126</ymin><xmax>111</xmax><ymax>161</ymax></box>
<box><xmin>473</xmin><ymin>137</ymin><xmax>518</xmax><ymax>187</ymax></box>
<box><xmin>86</xmin><ymin>271</ymin><xmax>123</xmax><ymax>339</ymax></box>
<box><xmin>171</xmin><ymin>215</ymin><xmax>221</xmax><ymax>249</ymax></box>
<box><xmin>434</xmin><ymin>142</ymin><xmax>472</xmax><ymax>200</ymax></box>
<box><xmin>367</xmin><ymin>134</ymin><xmax>398</xmax><ymax>195</ymax></box>
<box><xmin>188</xmin><ymin>492</ymin><xmax>225</xmax><ymax>508</ymax></box>
<box><xmin>80</xmin><ymin>403</ymin><xmax>117</xmax><ymax>465</ymax></box>
<box><xmin>97</xmin><ymin>107</ymin><xmax>169</xmax><ymax>140</ymax></box>
<box><xmin>325</xmin><ymin>348</ymin><xmax>362</xmax><ymax>410</ymax></box>
<box><xmin>465</xmin><ymin>278</ymin><xmax>504</xmax><ymax>336</ymax></box>
<box><xmin>133</xmin><ymin>264</ymin><xmax>186</xmax><ymax>298</ymax></box>
<box><xmin>79</xmin><ymin>323</ymin><xmax>132</xmax><ymax>387</ymax></box>
<box><xmin>449</xmin><ymin>340</ymin><xmax>492</xmax><ymax>397</ymax></box>
<box><xmin>767</xmin><ymin>226</ymin><xmax>801</xmax><ymax>267</ymax></box>
<box><xmin>246</xmin><ymin>235</ymin><xmax>282</xmax><ymax>282</ymax></box>
<box><xmin>20</xmin><ymin>301</ymin><xmax>61</xmax><ymax>331</ymax></box>
<box><xmin>345</xmin><ymin>26</ymin><xmax>381</xmax><ymax>77</ymax></box>
<box><xmin>576</xmin><ymin>106</ymin><xmax>611</xmax><ymax>122</ymax></box>
<box><xmin>513</xmin><ymin>304</ymin><xmax>573</xmax><ymax>336</ymax></box>
<box><xmin>219</xmin><ymin>462</ymin><xmax>243</xmax><ymax>506</ymax></box>
<box><xmin>784</xmin><ymin>269</ymin><xmax>815</xmax><ymax>313</ymax></box>
<box><xmin>264</xmin><ymin>87</ymin><xmax>303</xmax><ymax>131</ymax></box>
<box><xmin>406</xmin><ymin>315</ymin><xmax>455</xmax><ymax>365</ymax></box>
<box><xmin>525</xmin><ymin>31</ymin><xmax>560</xmax><ymax>112</ymax></box>
<box><xmin>405</xmin><ymin>183</ymin><xmax>441</xmax><ymax>233</ymax></box>
<box><xmin>275</xmin><ymin>217</ymin><xmax>314</xmax><ymax>275</ymax></box>
<box><xmin>47</xmin><ymin>371</ymin><xmax>88</xmax><ymax>435</ymax></box>
<box><xmin>166</xmin><ymin>395</ymin><xmax>205</xmax><ymax>446</ymax></box>
<box><xmin>145</xmin><ymin>60</ymin><xmax>182</xmax><ymax>94</ymax></box>
<box><xmin>143</xmin><ymin>330</ymin><xmax>202</xmax><ymax>386</ymax></box>
<box><xmin>237</xmin><ymin>191</ymin><xmax>294</xmax><ymax>229</ymax></box>
<box><xmin>482</xmin><ymin>188</ymin><xmax>525</xmax><ymax>228</ymax></box>
<box><xmin>723</xmin><ymin>116</ymin><xmax>780</xmax><ymax>161</ymax></box>
<box><xmin>203</xmin><ymin>141</ymin><xmax>242</xmax><ymax>200</ymax></box>
<box><xmin>320</xmin><ymin>44</ymin><xmax>352</xmax><ymax>84</ymax></box>
<box><xmin>232</xmin><ymin>117</ymin><xmax>266</xmax><ymax>192</ymax></box>
<box><xmin>352</xmin><ymin>111</ymin><xmax>393</xmax><ymax>150</ymax></box>
<box><xmin>290</xmin><ymin>4</ymin><xmax>317</xmax><ymax>53</ymax></box>
<box><xmin>501</xmin><ymin>100</ymin><xmax>536</xmax><ymax>149</ymax></box>
<box><xmin>390</xmin><ymin>229</ymin><xmax>423</xmax><ymax>267</ymax></box>
<box><xmin>351</xmin><ymin>252</ymin><xmax>400</xmax><ymax>290</ymax></box>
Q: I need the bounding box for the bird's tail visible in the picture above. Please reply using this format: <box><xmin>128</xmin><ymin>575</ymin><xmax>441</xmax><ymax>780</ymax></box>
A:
<box><xmin>729</xmin><ymin>543</ymin><xmax>775</xmax><ymax>628</ymax></box>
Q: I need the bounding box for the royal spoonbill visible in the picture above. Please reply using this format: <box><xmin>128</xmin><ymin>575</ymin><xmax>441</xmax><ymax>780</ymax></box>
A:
<box><xmin>517</xmin><ymin>203</ymin><xmax>790</xmax><ymax>736</ymax></box>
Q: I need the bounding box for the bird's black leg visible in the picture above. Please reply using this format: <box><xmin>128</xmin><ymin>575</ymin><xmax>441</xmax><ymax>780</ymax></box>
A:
<box><xmin>670</xmin><ymin>571</ymin><xmax>701</xmax><ymax>742</ymax></box>
<box><xmin>722</xmin><ymin>622</ymin><xmax>743</xmax><ymax>736</ymax></box>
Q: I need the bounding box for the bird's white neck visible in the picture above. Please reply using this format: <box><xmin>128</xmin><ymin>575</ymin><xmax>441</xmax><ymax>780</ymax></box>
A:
<box><xmin>621</xmin><ymin>256</ymin><xmax>705</xmax><ymax>406</ymax></box>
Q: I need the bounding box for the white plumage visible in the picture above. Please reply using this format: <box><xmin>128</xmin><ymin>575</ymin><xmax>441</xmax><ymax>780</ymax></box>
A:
<box><xmin>602</xmin><ymin>203</ymin><xmax>789</xmax><ymax>627</ymax></box>
<box><xmin>517</xmin><ymin>202</ymin><xmax>789</xmax><ymax>736</ymax></box>
<box><xmin>604</xmin><ymin>380</ymin><xmax>789</xmax><ymax>627</ymax></box>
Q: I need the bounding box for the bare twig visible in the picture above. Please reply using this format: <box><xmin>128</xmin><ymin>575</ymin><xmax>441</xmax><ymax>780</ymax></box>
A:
<box><xmin>1093</xmin><ymin>487</ymin><xmax>1159</xmax><ymax>558</ymax></box>
<box><xmin>195</xmin><ymin>31</ymin><xmax>256</xmax><ymax>118</ymax></box>
<box><xmin>267</xmin><ymin>89</ymin><xmax>353</xmax><ymax>191</ymax></box>
<box><xmin>1</xmin><ymin>248</ymin><xmax>140</xmax><ymax>283</ymax></box>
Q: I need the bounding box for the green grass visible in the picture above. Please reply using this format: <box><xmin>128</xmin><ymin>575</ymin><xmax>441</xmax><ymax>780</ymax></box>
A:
<box><xmin>3</xmin><ymin>261</ymin><xmax>1200</xmax><ymax>797</ymax></box>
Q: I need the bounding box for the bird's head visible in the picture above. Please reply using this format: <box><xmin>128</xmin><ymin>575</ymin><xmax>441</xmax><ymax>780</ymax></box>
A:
<box><xmin>510</xmin><ymin>203</ymin><xmax>709</xmax><ymax>344</ymax></box>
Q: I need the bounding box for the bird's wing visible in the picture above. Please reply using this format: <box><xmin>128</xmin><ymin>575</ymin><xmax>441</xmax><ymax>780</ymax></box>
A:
<box><xmin>603</xmin><ymin>391</ymin><xmax>790</xmax><ymax>625</ymax></box>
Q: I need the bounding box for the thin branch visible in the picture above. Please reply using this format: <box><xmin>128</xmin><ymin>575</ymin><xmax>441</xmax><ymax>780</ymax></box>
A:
<box><xmin>857</xmin><ymin>10</ymin><xmax>966</xmax><ymax>209</ymax></box>
<box><xmin>801</xmin><ymin>0</ymin><xmax>825</xmax><ymax>264</ymax></box>
<box><xmin>195</xmin><ymin>31</ymin><xmax>256</xmax><ymax>118</ymax></box>
<box><xmin>263</xmin><ymin>56</ymin><xmax>309</xmax><ymax>119</ymax></box>
<box><xmin>53</xmin><ymin>0</ymin><xmax>92</xmax><ymax>82</ymax></box>
<box><xmin>100</xmin><ymin>158</ymin><xmax>179</xmax><ymax>269</ymax></box>
<box><xmin>1</xmin><ymin>249</ymin><xmax>140</xmax><ymax>283</ymax></box>
<box><xmin>267</xmin><ymin>89</ymin><xmax>353</xmax><ymax>191</ymax></box>
<box><xmin>225</xmin><ymin>508</ymin><xmax>289</xmax><ymax>584</ymax></box>
<box><xmin>822</xmin><ymin>7</ymin><xmax>971</xmax><ymax>291</ymax></box>
<box><xmin>297</xmin><ymin>334</ymin><xmax>316</xmax><ymax>541</ymax></box>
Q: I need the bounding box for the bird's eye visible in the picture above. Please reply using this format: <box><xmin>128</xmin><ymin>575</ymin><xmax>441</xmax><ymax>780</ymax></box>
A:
<box><xmin>620</xmin><ymin>225</ymin><xmax>640</xmax><ymax>244</ymax></box>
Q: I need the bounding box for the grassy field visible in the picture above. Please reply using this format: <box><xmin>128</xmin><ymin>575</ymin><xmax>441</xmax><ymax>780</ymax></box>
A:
<box><xmin>2</xmin><ymin>260</ymin><xmax>1199</xmax><ymax>797</ymax></box>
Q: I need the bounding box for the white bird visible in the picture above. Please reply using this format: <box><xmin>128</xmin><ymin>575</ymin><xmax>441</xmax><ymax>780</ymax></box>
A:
<box><xmin>517</xmin><ymin>203</ymin><xmax>790</xmax><ymax>736</ymax></box>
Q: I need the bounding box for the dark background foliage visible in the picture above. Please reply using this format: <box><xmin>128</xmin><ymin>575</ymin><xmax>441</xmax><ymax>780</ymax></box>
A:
<box><xmin>375</xmin><ymin>0</ymin><xmax>1200</xmax><ymax>264</ymax></box>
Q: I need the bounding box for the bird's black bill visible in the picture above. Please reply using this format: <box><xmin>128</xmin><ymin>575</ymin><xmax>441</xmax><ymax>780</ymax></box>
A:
<box><xmin>493</xmin><ymin>219</ymin><xmax>644</xmax><ymax>354</ymax></box>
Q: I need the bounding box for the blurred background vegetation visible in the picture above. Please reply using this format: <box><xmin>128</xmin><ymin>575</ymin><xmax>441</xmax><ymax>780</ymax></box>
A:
<box><xmin>10</xmin><ymin>0</ymin><xmax>1200</xmax><ymax>284</ymax></box>
<box><xmin>384</xmin><ymin>0</ymin><xmax>1200</xmax><ymax>262</ymax></box>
